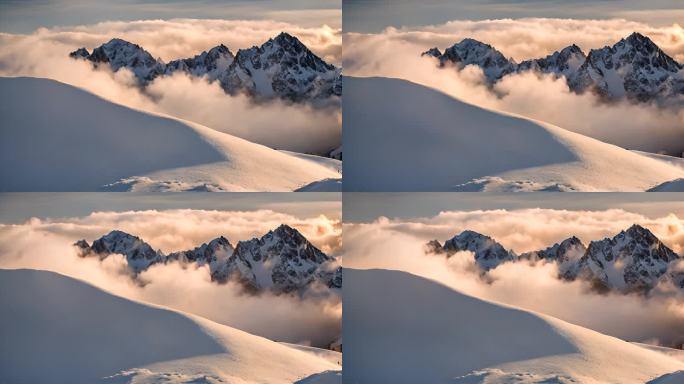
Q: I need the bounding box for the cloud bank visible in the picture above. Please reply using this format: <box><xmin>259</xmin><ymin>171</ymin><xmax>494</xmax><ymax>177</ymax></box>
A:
<box><xmin>0</xmin><ymin>19</ymin><xmax>342</xmax><ymax>155</ymax></box>
<box><xmin>343</xmin><ymin>208</ymin><xmax>684</xmax><ymax>348</ymax></box>
<box><xmin>344</xmin><ymin>18</ymin><xmax>684</xmax><ymax>155</ymax></box>
<box><xmin>0</xmin><ymin>209</ymin><xmax>342</xmax><ymax>347</ymax></box>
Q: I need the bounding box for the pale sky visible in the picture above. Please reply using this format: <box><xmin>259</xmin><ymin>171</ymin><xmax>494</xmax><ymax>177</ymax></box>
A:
<box><xmin>0</xmin><ymin>193</ymin><xmax>341</xmax><ymax>223</ymax></box>
<box><xmin>0</xmin><ymin>0</ymin><xmax>341</xmax><ymax>33</ymax></box>
<box><xmin>344</xmin><ymin>0</ymin><xmax>684</xmax><ymax>33</ymax></box>
<box><xmin>344</xmin><ymin>193</ymin><xmax>684</xmax><ymax>222</ymax></box>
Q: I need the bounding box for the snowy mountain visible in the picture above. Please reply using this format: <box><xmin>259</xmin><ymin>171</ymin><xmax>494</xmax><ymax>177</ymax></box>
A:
<box><xmin>75</xmin><ymin>230</ymin><xmax>162</xmax><ymax>273</ymax></box>
<box><xmin>429</xmin><ymin>230</ymin><xmax>515</xmax><ymax>270</ymax></box>
<box><xmin>520</xmin><ymin>236</ymin><xmax>586</xmax><ymax>275</ymax></box>
<box><xmin>517</xmin><ymin>44</ymin><xmax>586</xmax><ymax>83</ymax></box>
<box><xmin>166</xmin><ymin>236</ymin><xmax>234</xmax><ymax>275</ymax></box>
<box><xmin>428</xmin><ymin>225</ymin><xmax>682</xmax><ymax>294</ymax></box>
<box><xmin>423</xmin><ymin>32</ymin><xmax>684</xmax><ymax>103</ymax></box>
<box><xmin>343</xmin><ymin>76</ymin><xmax>684</xmax><ymax>191</ymax></box>
<box><xmin>220</xmin><ymin>32</ymin><xmax>342</xmax><ymax>101</ymax></box>
<box><xmin>344</xmin><ymin>268</ymin><xmax>684</xmax><ymax>384</ymax></box>
<box><xmin>211</xmin><ymin>224</ymin><xmax>339</xmax><ymax>292</ymax></box>
<box><xmin>164</xmin><ymin>44</ymin><xmax>234</xmax><ymax>80</ymax></box>
<box><xmin>423</xmin><ymin>38</ymin><xmax>516</xmax><ymax>83</ymax></box>
<box><xmin>70</xmin><ymin>38</ymin><xmax>165</xmax><ymax>84</ymax></box>
<box><xmin>565</xmin><ymin>224</ymin><xmax>681</xmax><ymax>293</ymax></box>
<box><xmin>70</xmin><ymin>33</ymin><xmax>341</xmax><ymax>101</ymax></box>
<box><xmin>75</xmin><ymin>225</ymin><xmax>341</xmax><ymax>294</ymax></box>
<box><xmin>572</xmin><ymin>32</ymin><xmax>684</xmax><ymax>102</ymax></box>
<box><xmin>0</xmin><ymin>269</ymin><xmax>341</xmax><ymax>384</ymax></box>
<box><xmin>0</xmin><ymin>77</ymin><xmax>341</xmax><ymax>192</ymax></box>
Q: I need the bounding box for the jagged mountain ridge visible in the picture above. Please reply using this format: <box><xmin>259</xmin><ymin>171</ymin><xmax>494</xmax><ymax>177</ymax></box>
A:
<box><xmin>430</xmin><ymin>230</ymin><xmax>516</xmax><ymax>270</ymax></box>
<box><xmin>69</xmin><ymin>32</ymin><xmax>341</xmax><ymax>101</ymax></box>
<box><xmin>422</xmin><ymin>32</ymin><xmax>684</xmax><ymax>103</ymax></box>
<box><xmin>74</xmin><ymin>224</ymin><xmax>341</xmax><ymax>293</ymax></box>
<box><xmin>427</xmin><ymin>224</ymin><xmax>682</xmax><ymax>294</ymax></box>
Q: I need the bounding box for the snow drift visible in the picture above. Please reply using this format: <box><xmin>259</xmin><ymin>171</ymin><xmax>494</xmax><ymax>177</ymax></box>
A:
<box><xmin>344</xmin><ymin>268</ymin><xmax>684</xmax><ymax>384</ymax></box>
<box><xmin>0</xmin><ymin>77</ymin><xmax>340</xmax><ymax>191</ymax></box>
<box><xmin>0</xmin><ymin>268</ymin><xmax>340</xmax><ymax>384</ymax></box>
<box><xmin>342</xmin><ymin>76</ymin><xmax>684</xmax><ymax>192</ymax></box>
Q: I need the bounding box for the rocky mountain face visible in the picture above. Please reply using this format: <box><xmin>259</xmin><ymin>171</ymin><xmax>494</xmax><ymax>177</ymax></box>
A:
<box><xmin>520</xmin><ymin>236</ymin><xmax>586</xmax><ymax>275</ymax></box>
<box><xmin>75</xmin><ymin>225</ymin><xmax>340</xmax><ymax>294</ymax></box>
<box><xmin>75</xmin><ymin>230</ymin><xmax>162</xmax><ymax>273</ymax></box>
<box><xmin>211</xmin><ymin>224</ymin><xmax>338</xmax><ymax>292</ymax></box>
<box><xmin>70</xmin><ymin>38</ymin><xmax>165</xmax><ymax>84</ymax></box>
<box><xmin>428</xmin><ymin>230</ymin><xmax>516</xmax><ymax>270</ymax></box>
<box><xmin>423</xmin><ymin>38</ymin><xmax>516</xmax><ymax>83</ymax></box>
<box><xmin>427</xmin><ymin>224</ymin><xmax>682</xmax><ymax>294</ymax></box>
<box><xmin>423</xmin><ymin>32</ymin><xmax>684</xmax><ymax>104</ymax></box>
<box><xmin>571</xmin><ymin>32</ymin><xmax>684</xmax><ymax>102</ymax></box>
<box><xmin>220</xmin><ymin>32</ymin><xmax>342</xmax><ymax>101</ymax></box>
<box><xmin>70</xmin><ymin>33</ymin><xmax>341</xmax><ymax>102</ymax></box>
<box><xmin>164</xmin><ymin>44</ymin><xmax>234</xmax><ymax>81</ymax></box>
<box><xmin>518</xmin><ymin>44</ymin><xmax>587</xmax><ymax>83</ymax></box>
<box><xmin>564</xmin><ymin>224</ymin><xmax>680</xmax><ymax>293</ymax></box>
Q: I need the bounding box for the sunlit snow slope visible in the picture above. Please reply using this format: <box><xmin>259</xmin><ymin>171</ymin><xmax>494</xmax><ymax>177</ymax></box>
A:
<box><xmin>0</xmin><ymin>269</ymin><xmax>341</xmax><ymax>384</ymax></box>
<box><xmin>0</xmin><ymin>77</ymin><xmax>340</xmax><ymax>192</ymax></box>
<box><xmin>343</xmin><ymin>77</ymin><xmax>684</xmax><ymax>192</ymax></box>
<box><xmin>344</xmin><ymin>269</ymin><xmax>684</xmax><ymax>384</ymax></box>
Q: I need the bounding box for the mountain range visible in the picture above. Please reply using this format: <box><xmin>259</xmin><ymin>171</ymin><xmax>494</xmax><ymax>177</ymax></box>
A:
<box><xmin>70</xmin><ymin>32</ymin><xmax>342</xmax><ymax>102</ymax></box>
<box><xmin>427</xmin><ymin>224</ymin><xmax>683</xmax><ymax>294</ymax></box>
<box><xmin>422</xmin><ymin>32</ymin><xmax>684</xmax><ymax>104</ymax></box>
<box><xmin>74</xmin><ymin>224</ymin><xmax>341</xmax><ymax>294</ymax></box>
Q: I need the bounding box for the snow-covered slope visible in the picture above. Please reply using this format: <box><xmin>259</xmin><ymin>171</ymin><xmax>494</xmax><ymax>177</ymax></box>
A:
<box><xmin>344</xmin><ymin>268</ymin><xmax>684</xmax><ymax>384</ymax></box>
<box><xmin>0</xmin><ymin>76</ymin><xmax>341</xmax><ymax>191</ymax></box>
<box><xmin>343</xmin><ymin>76</ymin><xmax>684</xmax><ymax>191</ymax></box>
<box><xmin>0</xmin><ymin>269</ymin><xmax>340</xmax><ymax>384</ymax></box>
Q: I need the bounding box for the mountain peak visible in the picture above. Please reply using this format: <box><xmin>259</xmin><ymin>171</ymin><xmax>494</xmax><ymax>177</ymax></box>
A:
<box><xmin>624</xmin><ymin>223</ymin><xmax>655</xmax><ymax>238</ymax></box>
<box><xmin>274</xmin><ymin>31</ymin><xmax>300</xmax><ymax>44</ymax></box>
<box><xmin>560</xmin><ymin>44</ymin><xmax>584</xmax><ymax>55</ymax></box>
<box><xmin>421</xmin><ymin>47</ymin><xmax>442</xmax><ymax>58</ymax></box>
<box><xmin>103</xmin><ymin>37</ymin><xmax>136</xmax><ymax>47</ymax></box>
<box><xmin>625</xmin><ymin>31</ymin><xmax>654</xmax><ymax>45</ymax></box>
<box><xmin>438</xmin><ymin>38</ymin><xmax>516</xmax><ymax>82</ymax></box>
<box><xmin>273</xmin><ymin>223</ymin><xmax>302</xmax><ymax>237</ymax></box>
<box><xmin>572</xmin><ymin>224</ymin><xmax>680</xmax><ymax>292</ymax></box>
<box><xmin>442</xmin><ymin>230</ymin><xmax>515</xmax><ymax>270</ymax></box>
